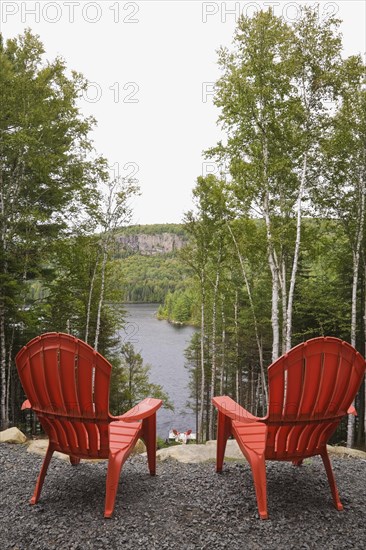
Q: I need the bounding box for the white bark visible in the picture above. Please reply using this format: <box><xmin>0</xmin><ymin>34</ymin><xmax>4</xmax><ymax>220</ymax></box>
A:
<box><xmin>285</xmin><ymin>153</ymin><xmax>307</xmax><ymax>351</ymax></box>
<box><xmin>0</xmin><ymin>303</ymin><xmax>8</xmax><ymax>429</ymax></box>
<box><xmin>347</xmin><ymin>177</ymin><xmax>365</xmax><ymax>448</ymax></box>
<box><xmin>281</xmin><ymin>258</ymin><xmax>287</xmax><ymax>354</ymax></box>
<box><xmin>94</xmin><ymin>241</ymin><xmax>108</xmax><ymax>352</ymax></box>
<box><xmin>219</xmin><ymin>301</ymin><xmax>226</xmax><ymax>396</ymax></box>
<box><xmin>208</xmin><ymin>249</ymin><xmax>221</xmax><ymax>440</ymax></box>
<box><xmin>198</xmin><ymin>274</ymin><xmax>206</xmax><ymax>443</ymax></box>
<box><xmin>5</xmin><ymin>327</ymin><xmax>14</xmax><ymax>425</ymax></box>
<box><xmin>263</xmin><ymin>197</ymin><xmax>280</xmax><ymax>361</ymax></box>
<box><xmin>85</xmin><ymin>251</ymin><xmax>99</xmax><ymax>344</ymax></box>
<box><xmin>234</xmin><ymin>291</ymin><xmax>240</xmax><ymax>402</ymax></box>
<box><xmin>262</xmin><ymin>135</ymin><xmax>280</xmax><ymax>362</ymax></box>
<box><xmin>0</xmin><ymin>175</ymin><xmax>8</xmax><ymax>429</ymax></box>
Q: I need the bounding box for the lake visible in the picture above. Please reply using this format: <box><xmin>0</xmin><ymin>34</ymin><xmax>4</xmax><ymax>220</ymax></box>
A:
<box><xmin>119</xmin><ymin>303</ymin><xmax>196</xmax><ymax>438</ymax></box>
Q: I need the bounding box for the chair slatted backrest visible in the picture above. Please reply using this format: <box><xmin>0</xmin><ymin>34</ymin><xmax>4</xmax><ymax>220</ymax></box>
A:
<box><xmin>16</xmin><ymin>333</ymin><xmax>112</xmax><ymax>458</ymax></box>
<box><xmin>265</xmin><ymin>337</ymin><xmax>366</xmax><ymax>459</ymax></box>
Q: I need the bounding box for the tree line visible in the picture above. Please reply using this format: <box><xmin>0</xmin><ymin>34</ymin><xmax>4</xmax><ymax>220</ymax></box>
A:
<box><xmin>0</xmin><ymin>30</ymin><xmax>170</xmax><ymax>430</ymax></box>
<box><xmin>178</xmin><ymin>8</ymin><xmax>365</xmax><ymax>447</ymax></box>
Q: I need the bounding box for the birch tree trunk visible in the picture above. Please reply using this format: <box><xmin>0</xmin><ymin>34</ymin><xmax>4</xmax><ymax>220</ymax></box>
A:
<box><xmin>5</xmin><ymin>328</ymin><xmax>14</xmax><ymax>426</ymax></box>
<box><xmin>0</xmin><ymin>302</ymin><xmax>8</xmax><ymax>429</ymax></box>
<box><xmin>85</xmin><ymin>251</ymin><xmax>99</xmax><ymax>344</ymax></box>
<box><xmin>263</xmin><ymin>202</ymin><xmax>280</xmax><ymax>361</ymax></box>
<box><xmin>262</xmin><ymin>136</ymin><xmax>280</xmax><ymax>360</ymax></box>
<box><xmin>0</xmin><ymin>173</ymin><xmax>9</xmax><ymax>429</ymax></box>
<box><xmin>285</xmin><ymin>154</ymin><xmax>307</xmax><ymax>351</ymax></box>
<box><xmin>94</xmin><ymin>240</ymin><xmax>108</xmax><ymax>352</ymax></box>
<box><xmin>347</xmin><ymin>178</ymin><xmax>365</xmax><ymax>447</ymax></box>
<box><xmin>234</xmin><ymin>291</ymin><xmax>240</xmax><ymax>403</ymax></box>
<box><xmin>198</xmin><ymin>273</ymin><xmax>206</xmax><ymax>443</ymax></box>
<box><xmin>219</xmin><ymin>301</ymin><xmax>226</xmax><ymax>396</ymax></box>
<box><xmin>208</xmin><ymin>251</ymin><xmax>221</xmax><ymax>440</ymax></box>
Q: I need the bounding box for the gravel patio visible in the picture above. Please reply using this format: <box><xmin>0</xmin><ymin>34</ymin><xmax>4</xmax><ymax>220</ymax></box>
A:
<box><xmin>0</xmin><ymin>444</ymin><xmax>365</xmax><ymax>549</ymax></box>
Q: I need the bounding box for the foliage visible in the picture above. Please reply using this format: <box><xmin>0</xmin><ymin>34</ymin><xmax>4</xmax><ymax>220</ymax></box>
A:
<box><xmin>0</xmin><ymin>30</ymin><xmax>172</xmax><ymax>430</ymax></box>
<box><xmin>109</xmin><ymin>343</ymin><xmax>173</xmax><ymax>415</ymax></box>
<box><xmin>110</xmin><ymin>254</ymin><xmax>193</xmax><ymax>303</ymax></box>
<box><xmin>182</xmin><ymin>8</ymin><xmax>366</xmax><ymax>446</ymax></box>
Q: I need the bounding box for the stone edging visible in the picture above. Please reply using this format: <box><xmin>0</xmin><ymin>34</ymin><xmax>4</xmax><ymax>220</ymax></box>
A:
<box><xmin>1</xmin><ymin>428</ymin><xmax>365</xmax><ymax>462</ymax></box>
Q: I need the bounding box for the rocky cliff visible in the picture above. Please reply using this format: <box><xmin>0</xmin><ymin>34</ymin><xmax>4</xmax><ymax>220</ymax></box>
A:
<box><xmin>116</xmin><ymin>232</ymin><xmax>186</xmax><ymax>256</ymax></box>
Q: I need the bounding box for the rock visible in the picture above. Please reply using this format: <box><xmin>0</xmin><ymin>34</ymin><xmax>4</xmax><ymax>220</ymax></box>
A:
<box><xmin>131</xmin><ymin>439</ymin><xmax>146</xmax><ymax>455</ymax></box>
<box><xmin>27</xmin><ymin>439</ymin><xmax>70</xmax><ymax>461</ymax></box>
<box><xmin>115</xmin><ymin>232</ymin><xmax>186</xmax><ymax>256</ymax></box>
<box><xmin>156</xmin><ymin>439</ymin><xmax>245</xmax><ymax>464</ymax></box>
<box><xmin>27</xmin><ymin>439</ymin><xmax>106</xmax><ymax>463</ymax></box>
<box><xmin>0</xmin><ymin>427</ymin><xmax>27</xmax><ymax>444</ymax></box>
<box><xmin>206</xmin><ymin>439</ymin><xmax>244</xmax><ymax>460</ymax></box>
<box><xmin>327</xmin><ymin>444</ymin><xmax>366</xmax><ymax>460</ymax></box>
<box><xmin>26</xmin><ymin>437</ymin><xmax>147</xmax><ymax>461</ymax></box>
<box><xmin>156</xmin><ymin>443</ymin><xmax>215</xmax><ymax>463</ymax></box>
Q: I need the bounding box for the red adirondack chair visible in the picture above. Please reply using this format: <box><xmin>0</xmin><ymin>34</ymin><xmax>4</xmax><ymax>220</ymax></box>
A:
<box><xmin>15</xmin><ymin>332</ymin><xmax>162</xmax><ymax>517</ymax></box>
<box><xmin>213</xmin><ymin>337</ymin><xmax>366</xmax><ymax>519</ymax></box>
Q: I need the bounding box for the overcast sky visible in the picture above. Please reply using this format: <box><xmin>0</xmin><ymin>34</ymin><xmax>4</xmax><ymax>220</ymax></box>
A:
<box><xmin>1</xmin><ymin>1</ymin><xmax>365</xmax><ymax>224</ymax></box>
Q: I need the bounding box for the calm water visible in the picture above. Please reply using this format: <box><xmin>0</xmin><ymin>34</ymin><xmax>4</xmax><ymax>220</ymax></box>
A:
<box><xmin>119</xmin><ymin>303</ymin><xmax>196</xmax><ymax>438</ymax></box>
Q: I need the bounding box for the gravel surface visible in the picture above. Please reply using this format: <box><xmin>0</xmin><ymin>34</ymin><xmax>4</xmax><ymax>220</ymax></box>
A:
<box><xmin>0</xmin><ymin>444</ymin><xmax>365</xmax><ymax>550</ymax></box>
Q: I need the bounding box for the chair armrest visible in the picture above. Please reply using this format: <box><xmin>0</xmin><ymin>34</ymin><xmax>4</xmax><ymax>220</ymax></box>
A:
<box><xmin>347</xmin><ymin>405</ymin><xmax>357</xmax><ymax>416</ymax></box>
<box><xmin>212</xmin><ymin>396</ymin><xmax>258</xmax><ymax>423</ymax></box>
<box><xmin>21</xmin><ymin>399</ymin><xmax>32</xmax><ymax>410</ymax></box>
<box><xmin>115</xmin><ymin>398</ymin><xmax>162</xmax><ymax>422</ymax></box>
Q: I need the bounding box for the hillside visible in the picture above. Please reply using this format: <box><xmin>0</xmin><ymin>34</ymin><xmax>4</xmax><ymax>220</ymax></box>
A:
<box><xmin>111</xmin><ymin>224</ymin><xmax>192</xmax><ymax>304</ymax></box>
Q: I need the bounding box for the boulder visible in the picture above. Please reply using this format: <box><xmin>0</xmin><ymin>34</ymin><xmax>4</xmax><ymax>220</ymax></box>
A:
<box><xmin>26</xmin><ymin>438</ymin><xmax>148</xmax><ymax>461</ymax></box>
<box><xmin>27</xmin><ymin>439</ymin><xmax>70</xmax><ymax>461</ymax></box>
<box><xmin>155</xmin><ymin>439</ymin><xmax>366</xmax><ymax>464</ymax></box>
<box><xmin>327</xmin><ymin>444</ymin><xmax>366</xmax><ymax>460</ymax></box>
<box><xmin>0</xmin><ymin>427</ymin><xmax>27</xmax><ymax>444</ymax></box>
<box><xmin>131</xmin><ymin>439</ymin><xmax>147</xmax><ymax>455</ymax></box>
<box><xmin>27</xmin><ymin>439</ymin><xmax>107</xmax><ymax>462</ymax></box>
<box><xmin>156</xmin><ymin>439</ymin><xmax>244</xmax><ymax>464</ymax></box>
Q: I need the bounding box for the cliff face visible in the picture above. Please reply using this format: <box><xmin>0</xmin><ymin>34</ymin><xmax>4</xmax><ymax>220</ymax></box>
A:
<box><xmin>116</xmin><ymin>232</ymin><xmax>186</xmax><ymax>255</ymax></box>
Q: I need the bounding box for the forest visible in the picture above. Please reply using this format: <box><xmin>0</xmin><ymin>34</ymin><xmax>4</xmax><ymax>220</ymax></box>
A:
<box><xmin>0</xmin><ymin>7</ymin><xmax>365</xmax><ymax>449</ymax></box>
<box><xmin>0</xmin><ymin>30</ymin><xmax>170</xmax><ymax>430</ymax></box>
<box><xmin>162</xmin><ymin>8</ymin><xmax>366</xmax><ymax>448</ymax></box>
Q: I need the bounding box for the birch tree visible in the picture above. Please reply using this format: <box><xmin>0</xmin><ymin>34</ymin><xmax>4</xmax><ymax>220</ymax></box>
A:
<box><xmin>285</xmin><ymin>7</ymin><xmax>343</xmax><ymax>350</ymax></box>
<box><xmin>320</xmin><ymin>55</ymin><xmax>366</xmax><ymax>447</ymax></box>
<box><xmin>206</xmin><ymin>10</ymin><xmax>298</xmax><ymax>361</ymax></box>
<box><xmin>206</xmin><ymin>8</ymin><xmax>343</xmax><ymax>359</ymax></box>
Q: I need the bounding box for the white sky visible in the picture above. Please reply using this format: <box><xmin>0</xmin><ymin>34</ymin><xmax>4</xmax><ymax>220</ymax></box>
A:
<box><xmin>1</xmin><ymin>1</ymin><xmax>365</xmax><ymax>224</ymax></box>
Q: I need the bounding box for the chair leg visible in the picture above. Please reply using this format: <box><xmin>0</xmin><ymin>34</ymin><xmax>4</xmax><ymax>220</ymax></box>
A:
<box><xmin>292</xmin><ymin>459</ymin><xmax>303</xmax><ymax>467</ymax></box>
<box><xmin>321</xmin><ymin>448</ymin><xmax>343</xmax><ymax>511</ymax></box>
<box><xmin>141</xmin><ymin>414</ymin><xmax>157</xmax><ymax>475</ymax></box>
<box><xmin>216</xmin><ymin>411</ymin><xmax>231</xmax><ymax>473</ymax></box>
<box><xmin>248</xmin><ymin>453</ymin><xmax>268</xmax><ymax>519</ymax></box>
<box><xmin>104</xmin><ymin>451</ymin><xmax>126</xmax><ymax>518</ymax></box>
<box><xmin>30</xmin><ymin>444</ymin><xmax>54</xmax><ymax>505</ymax></box>
<box><xmin>70</xmin><ymin>456</ymin><xmax>80</xmax><ymax>466</ymax></box>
